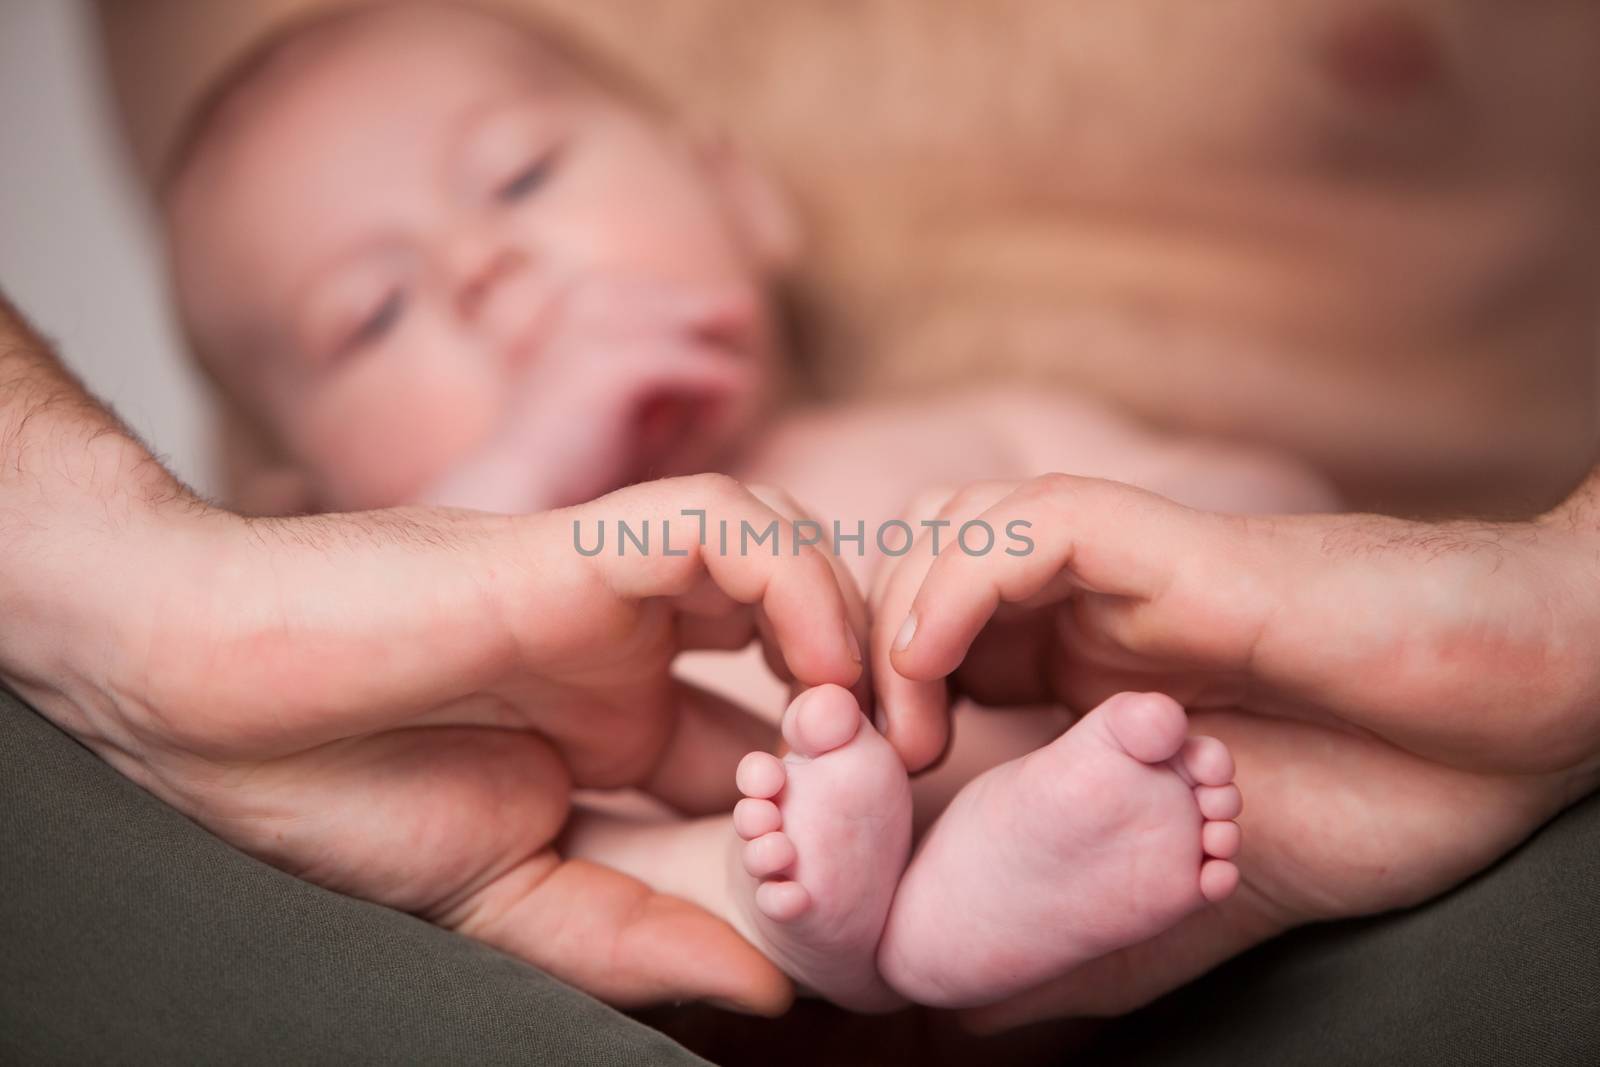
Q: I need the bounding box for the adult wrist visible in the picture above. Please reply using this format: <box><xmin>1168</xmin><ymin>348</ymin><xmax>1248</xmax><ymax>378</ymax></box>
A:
<box><xmin>0</xmin><ymin>434</ymin><xmax>206</xmax><ymax>739</ymax></box>
<box><xmin>0</xmin><ymin>298</ymin><xmax>207</xmax><ymax>746</ymax></box>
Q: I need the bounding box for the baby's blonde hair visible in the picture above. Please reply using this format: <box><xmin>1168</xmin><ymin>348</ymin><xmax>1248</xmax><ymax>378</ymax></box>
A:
<box><xmin>161</xmin><ymin>0</ymin><xmax>668</xmax><ymax>198</ymax></box>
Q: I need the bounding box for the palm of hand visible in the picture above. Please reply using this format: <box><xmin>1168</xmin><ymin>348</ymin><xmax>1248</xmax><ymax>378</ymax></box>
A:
<box><xmin>85</xmin><ymin>481</ymin><xmax>860</xmax><ymax>1014</ymax></box>
<box><xmin>873</xmin><ymin>475</ymin><xmax>1600</xmax><ymax>1026</ymax></box>
<box><xmin>119</xmin><ymin>537</ymin><xmax>690</xmax><ymax>919</ymax></box>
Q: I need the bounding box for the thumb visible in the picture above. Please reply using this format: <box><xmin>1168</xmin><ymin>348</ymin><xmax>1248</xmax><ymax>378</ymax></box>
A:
<box><xmin>890</xmin><ymin>475</ymin><xmax>1197</xmax><ymax>683</ymax></box>
<box><xmin>450</xmin><ymin>855</ymin><xmax>794</xmax><ymax>1015</ymax></box>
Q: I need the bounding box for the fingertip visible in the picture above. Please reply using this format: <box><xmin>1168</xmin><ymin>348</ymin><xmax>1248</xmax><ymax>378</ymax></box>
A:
<box><xmin>777</xmin><ymin>626</ymin><xmax>866</xmax><ymax>692</ymax></box>
<box><xmin>886</xmin><ymin>643</ymin><xmax>936</xmax><ymax>683</ymax></box>
<box><xmin>704</xmin><ymin>956</ymin><xmax>796</xmax><ymax>1016</ymax></box>
<box><xmin>886</xmin><ymin>600</ymin><xmax>977</xmax><ymax>683</ymax></box>
<box><xmin>707</xmin><ymin>981</ymin><xmax>795</xmax><ymax>1017</ymax></box>
<box><xmin>877</xmin><ymin>683</ymin><xmax>952</xmax><ymax>773</ymax></box>
<box><xmin>893</xmin><ymin>724</ymin><xmax>950</xmax><ymax>774</ymax></box>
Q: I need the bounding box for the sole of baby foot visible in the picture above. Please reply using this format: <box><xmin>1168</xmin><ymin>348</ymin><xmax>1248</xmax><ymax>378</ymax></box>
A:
<box><xmin>877</xmin><ymin>691</ymin><xmax>1239</xmax><ymax>1009</ymax></box>
<box><xmin>960</xmin><ymin>708</ymin><xmax>1597</xmax><ymax>1030</ymax></box>
<box><xmin>728</xmin><ymin>684</ymin><xmax>913</xmax><ymax>1012</ymax></box>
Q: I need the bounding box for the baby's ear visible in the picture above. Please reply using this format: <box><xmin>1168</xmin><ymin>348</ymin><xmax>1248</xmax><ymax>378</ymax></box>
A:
<box><xmin>691</xmin><ymin>125</ymin><xmax>802</xmax><ymax>272</ymax></box>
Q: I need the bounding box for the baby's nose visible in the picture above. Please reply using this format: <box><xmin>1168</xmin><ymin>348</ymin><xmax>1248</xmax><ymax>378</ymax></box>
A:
<box><xmin>453</xmin><ymin>244</ymin><xmax>528</xmax><ymax>322</ymax></box>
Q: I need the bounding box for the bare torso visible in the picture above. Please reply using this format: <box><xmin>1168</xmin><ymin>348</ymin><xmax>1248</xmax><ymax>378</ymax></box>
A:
<box><xmin>102</xmin><ymin>0</ymin><xmax>1600</xmax><ymax>514</ymax></box>
<box><xmin>539</xmin><ymin>0</ymin><xmax>1600</xmax><ymax>516</ymax></box>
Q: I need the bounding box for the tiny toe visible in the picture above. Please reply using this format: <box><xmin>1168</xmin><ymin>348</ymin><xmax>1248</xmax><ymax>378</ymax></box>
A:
<box><xmin>743</xmin><ymin>831</ymin><xmax>797</xmax><ymax>878</ymax></box>
<box><xmin>1196</xmin><ymin>783</ymin><xmax>1243</xmax><ymax>821</ymax></box>
<box><xmin>733</xmin><ymin>797</ymin><xmax>781</xmax><ymax>840</ymax></box>
<box><xmin>754</xmin><ymin>880</ymin><xmax>811</xmax><ymax>922</ymax></box>
<box><xmin>782</xmin><ymin>684</ymin><xmax>863</xmax><ymax>758</ymax></box>
<box><xmin>1180</xmin><ymin>736</ymin><xmax>1235</xmax><ymax>787</ymax></box>
<box><xmin>1101</xmin><ymin>692</ymin><xmax>1187</xmax><ymax>764</ymax></box>
<box><xmin>736</xmin><ymin>751</ymin><xmax>786</xmax><ymax>799</ymax></box>
<box><xmin>1202</xmin><ymin>819</ymin><xmax>1241</xmax><ymax>860</ymax></box>
<box><xmin>1200</xmin><ymin>859</ymin><xmax>1239</xmax><ymax>902</ymax></box>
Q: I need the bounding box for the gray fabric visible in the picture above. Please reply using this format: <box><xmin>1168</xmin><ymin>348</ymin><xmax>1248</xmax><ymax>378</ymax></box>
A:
<box><xmin>1089</xmin><ymin>782</ymin><xmax>1600</xmax><ymax>1066</ymax></box>
<box><xmin>637</xmin><ymin>783</ymin><xmax>1600</xmax><ymax>1066</ymax></box>
<box><xmin>0</xmin><ymin>687</ymin><xmax>706</xmax><ymax>1066</ymax></box>
<box><xmin>6</xmin><ymin>676</ymin><xmax>1600</xmax><ymax>1065</ymax></box>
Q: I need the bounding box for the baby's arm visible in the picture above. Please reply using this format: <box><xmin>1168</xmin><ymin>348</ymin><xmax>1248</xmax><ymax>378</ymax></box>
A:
<box><xmin>976</xmin><ymin>386</ymin><xmax>1340</xmax><ymax>515</ymax></box>
<box><xmin>752</xmin><ymin>383</ymin><xmax>1339</xmax><ymax>517</ymax></box>
<box><xmin>742</xmin><ymin>384</ymin><xmax>1338</xmax><ymax>587</ymax></box>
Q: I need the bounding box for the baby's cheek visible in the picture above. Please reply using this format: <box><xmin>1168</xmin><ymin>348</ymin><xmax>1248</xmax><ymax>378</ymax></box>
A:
<box><xmin>300</xmin><ymin>360</ymin><xmax>503</xmax><ymax>511</ymax></box>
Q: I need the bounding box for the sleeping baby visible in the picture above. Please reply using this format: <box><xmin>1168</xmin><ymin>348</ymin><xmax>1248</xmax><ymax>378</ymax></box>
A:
<box><xmin>162</xmin><ymin>1</ymin><xmax>1337</xmax><ymax>1010</ymax></box>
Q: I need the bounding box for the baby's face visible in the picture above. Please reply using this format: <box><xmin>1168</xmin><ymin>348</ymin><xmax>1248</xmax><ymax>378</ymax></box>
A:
<box><xmin>169</xmin><ymin>7</ymin><xmax>789</xmax><ymax>512</ymax></box>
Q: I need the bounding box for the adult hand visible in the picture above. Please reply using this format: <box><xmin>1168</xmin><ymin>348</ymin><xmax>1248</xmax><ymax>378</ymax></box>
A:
<box><xmin>873</xmin><ymin>473</ymin><xmax>1600</xmax><ymax>776</ymax></box>
<box><xmin>8</xmin><ymin>472</ymin><xmax>867</xmax><ymax>1014</ymax></box>
<box><xmin>0</xmin><ymin>301</ymin><xmax>865</xmax><ymax>1016</ymax></box>
<box><xmin>868</xmin><ymin>472</ymin><xmax>1600</xmax><ymax>1026</ymax></box>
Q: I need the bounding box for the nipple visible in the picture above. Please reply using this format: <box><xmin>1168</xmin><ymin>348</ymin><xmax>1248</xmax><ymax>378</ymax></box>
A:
<box><xmin>1319</xmin><ymin>7</ymin><xmax>1444</xmax><ymax>106</ymax></box>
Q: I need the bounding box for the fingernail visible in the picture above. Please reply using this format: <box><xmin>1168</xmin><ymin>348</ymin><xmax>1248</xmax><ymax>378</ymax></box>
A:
<box><xmin>845</xmin><ymin>626</ymin><xmax>862</xmax><ymax>664</ymax></box>
<box><xmin>893</xmin><ymin>612</ymin><xmax>917</xmax><ymax>652</ymax></box>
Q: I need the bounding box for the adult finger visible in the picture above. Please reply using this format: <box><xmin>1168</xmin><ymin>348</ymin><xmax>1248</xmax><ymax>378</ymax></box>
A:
<box><xmin>869</xmin><ymin>482</ymin><xmax>1015</xmax><ymax>771</ymax></box>
<box><xmin>745</xmin><ymin>483</ymin><xmax>873</xmax><ymax>710</ymax></box>
<box><xmin>448</xmin><ymin>855</ymin><xmax>795</xmax><ymax>1015</ymax></box>
<box><xmin>638</xmin><ymin>679</ymin><xmax>781</xmax><ymax>814</ymax></box>
<box><xmin>889</xmin><ymin>475</ymin><xmax>1197</xmax><ymax>684</ymax></box>
<box><xmin>585</xmin><ymin>475</ymin><xmax>864</xmax><ymax>689</ymax></box>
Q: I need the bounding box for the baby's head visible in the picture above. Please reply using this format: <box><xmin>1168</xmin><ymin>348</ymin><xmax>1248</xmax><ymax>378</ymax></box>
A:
<box><xmin>165</xmin><ymin>1</ymin><xmax>797</xmax><ymax>513</ymax></box>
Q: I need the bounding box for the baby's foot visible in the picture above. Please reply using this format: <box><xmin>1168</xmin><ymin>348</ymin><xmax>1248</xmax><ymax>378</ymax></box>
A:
<box><xmin>877</xmin><ymin>691</ymin><xmax>1240</xmax><ymax>1008</ymax></box>
<box><xmin>729</xmin><ymin>684</ymin><xmax>912</xmax><ymax>1011</ymax></box>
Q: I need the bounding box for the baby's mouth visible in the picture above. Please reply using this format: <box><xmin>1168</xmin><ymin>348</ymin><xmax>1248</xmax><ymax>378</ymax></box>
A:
<box><xmin>626</xmin><ymin>389</ymin><xmax>731</xmax><ymax>483</ymax></box>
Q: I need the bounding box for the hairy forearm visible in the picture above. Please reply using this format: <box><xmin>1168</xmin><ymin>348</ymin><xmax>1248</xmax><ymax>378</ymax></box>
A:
<box><xmin>0</xmin><ymin>296</ymin><xmax>196</xmax><ymax>721</ymax></box>
<box><xmin>0</xmin><ymin>296</ymin><xmax>186</xmax><ymax>512</ymax></box>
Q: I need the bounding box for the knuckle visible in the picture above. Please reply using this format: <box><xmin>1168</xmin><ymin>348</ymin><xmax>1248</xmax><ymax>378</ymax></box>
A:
<box><xmin>945</xmin><ymin>480</ymin><xmax>1012</xmax><ymax>519</ymax></box>
<box><xmin>942</xmin><ymin>486</ymin><xmax>988</xmax><ymax>519</ymax></box>
<box><xmin>905</xmin><ymin>484</ymin><xmax>958</xmax><ymax>520</ymax></box>
<box><xmin>793</xmin><ymin>543</ymin><xmax>839</xmax><ymax>587</ymax></box>
<box><xmin>1021</xmin><ymin>471</ymin><xmax>1082</xmax><ymax>501</ymax></box>
<box><xmin>685</xmin><ymin>471</ymin><xmax>745</xmax><ymax>504</ymax></box>
<box><xmin>1017</xmin><ymin>471</ymin><xmax>1131</xmax><ymax>525</ymax></box>
<box><xmin>746</xmin><ymin>483</ymin><xmax>801</xmax><ymax>518</ymax></box>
